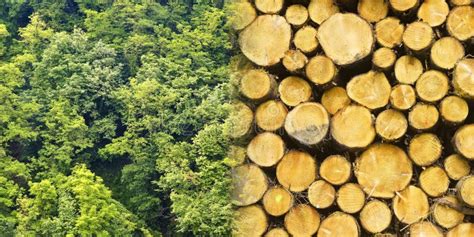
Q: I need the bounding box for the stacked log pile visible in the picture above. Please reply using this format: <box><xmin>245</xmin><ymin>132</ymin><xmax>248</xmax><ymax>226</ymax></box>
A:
<box><xmin>229</xmin><ymin>0</ymin><xmax>474</xmax><ymax>236</ymax></box>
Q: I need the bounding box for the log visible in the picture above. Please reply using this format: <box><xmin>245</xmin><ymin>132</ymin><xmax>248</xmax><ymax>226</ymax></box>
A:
<box><xmin>321</xmin><ymin>87</ymin><xmax>351</xmax><ymax>115</ymax></box>
<box><xmin>402</xmin><ymin>21</ymin><xmax>434</xmax><ymax>53</ymax></box>
<box><xmin>444</xmin><ymin>154</ymin><xmax>471</xmax><ymax>180</ymax></box>
<box><xmin>239</xmin><ymin>69</ymin><xmax>276</xmax><ymax>101</ymax></box>
<box><xmin>306</xmin><ymin>55</ymin><xmax>337</xmax><ymax>86</ymax></box>
<box><xmin>408</xmin><ymin>103</ymin><xmax>439</xmax><ymax>131</ymax></box>
<box><xmin>262</xmin><ymin>186</ymin><xmax>293</xmax><ymax>216</ymax></box>
<box><xmin>390</xmin><ymin>84</ymin><xmax>416</xmax><ymax>110</ymax></box>
<box><xmin>282</xmin><ymin>50</ymin><xmax>308</xmax><ymax>73</ymax></box>
<box><xmin>417</xmin><ymin>0</ymin><xmax>450</xmax><ymax>27</ymax></box>
<box><xmin>439</xmin><ymin>95</ymin><xmax>469</xmax><ymax>125</ymax></box>
<box><xmin>430</xmin><ymin>37</ymin><xmax>465</xmax><ymax>70</ymax></box>
<box><xmin>389</xmin><ymin>0</ymin><xmax>419</xmax><ymax>13</ymax></box>
<box><xmin>276</xmin><ymin>150</ymin><xmax>317</xmax><ymax>192</ymax></box>
<box><xmin>456</xmin><ymin>175</ymin><xmax>474</xmax><ymax>207</ymax></box>
<box><xmin>226</xmin><ymin>145</ymin><xmax>246</xmax><ymax>167</ymax></box>
<box><xmin>239</xmin><ymin>15</ymin><xmax>291</xmax><ymax>66</ymax></box>
<box><xmin>308</xmin><ymin>0</ymin><xmax>339</xmax><ymax>25</ymax></box>
<box><xmin>247</xmin><ymin>132</ymin><xmax>286</xmax><ymax>167</ymax></box>
<box><xmin>331</xmin><ymin>105</ymin><xmax>376</xmax><ymax>150</ymax></box>
<box><xmin>285</xmin><ymin>4</ymin><xmax>309</xmax><ymax>27</ymax></box>
<box><xmin>415</xmin><ymin>70</ymin><xmax>449</xmax><ymax>103</ymax></box>
<box><xmin>408</xmin><ymin>133</ymin><xmax>442</xmax><ymax>166</ymax></box>
<box><xmin>255</xmin><ymin>100</ymin><xmax>288</xmax><ymax>131</ymax></box>
<box><xmin>284</xmin><ymin>204</ymin><xmax>320</xmax><ymax>237</ymax></box>
<box><xmin>319</xmin><ymin>155</ymin><xmax>352</xmax><ymax>185</ymax></box>
<box><xmin>308</xmin><ymin>180</ymin><xmax>336</xmax><ymax>209</ymax></box>
<box><xmin>230</xmin><ymin>1</ymin><xmax>257</xmax><ymax>31</ymax></box>
<box><xmin>231</xmin><ymin>164</ymin><xmax>268</xmax><ymax>206</ymax></box>
<box><xmin>372</xmin><ymin>47</ymin><xmax>396</xmax><ymax>71</ymax></box>
<box><xmin>449</xmin><ymin>0</ymin><xmax>471</xmax><ymax>5</ymax></box>
<box><xmin>453</xmin><ymin>124</ymin><xmax>474</xmax><ymax>160</ymax></box>
<box><xmin>284</xmin><ymin>102</ymin><xmax>330</xmax><ymax>147</ymax></box>
<box><xmin>359</xmin><ymin>199</ymin><xmax>392</xmax><ymax>233</ymax></box>
<box><xmin>432</xmin><ymin>195</ymin><xmax>465</xmax><ymax>229</ymax></box>
<box><xmin>228</xmin><ymin>102</ymin><xmax>253</xmax><ymax>140</ymax></box>
<box><xmin>265</xmin><ymin>228</ymin><xmax>289</xmax><ymax>237</ymax></box>
<box><xmin>408</xmin><ymin>221</ymin><xmax>443</xmax><ymax>237</ymax></box>
<box><xmin>375</xmin><ymin>109</ymin><xmax>408</xmax><ymax>141</ymax></box>
<box><xmin>355</xmin><ymin>144</ymin><xmax>412</xmax><ymax>198</ymax></box>
<box><xmin>446</xmin><ymin>6</ymin><xmax>474</xmax><ymax>42</ymax></box>
<box><xmin>375</xmin><ymin>17</ymin><xmax>405</xmax><ymax>48</ymax></box>
<box><xmin>447</xmin><ymin>223</ymin><xmax>474</xmax><ymax>237</ymax></box>
<box><xmin>317</xmin><ymin>212</ymin><xmax>360</xmax><ymax>237</ymax></box>
<box><xmin>419</xmin><ymin>166</ymin><xmax>449</xmax><ymax>197</ymax></box>
<box><xmin>294</xmin><ymin>26</ymin><xmax>319</xmax><ymax>54</ymax></box>
<box><xmin>233</xmin><ymin>205</ymin><xmax>268</xmax><ymax>237</ymax></box>
<box><xmin>317</xmin><ymin>13</ymin><xmax>374</xmax><ymax>66</ymax></box>
<box><xmin>392</xmin><ymin>185</ymin><xmax>429</xmax><ymax>224</ymax></box>
<box><xmin>255</xmin><ymin>0</ymin><xmax>284</xmax><ymax>14</ymax></box>
<box><xmin>346</xmin><ymin>70</ymin><xmax>391</xmax><ymax>110</ymax></box>
<box><xmin>336</xmin><ymin>183</ymin><xmax>366</xmax><ymax>214</ymax></box>
<box><xmin>278</xmin><ymin>76</ymin><xmax>312</xmax><ymax>107</ymax></box>
<box><xmin>358</xmin><ymin>0</ymin><xmax>389</xmax><ymax>23</ymax></box>
<box><xmin>453</xmin><ymin>58</ymin><xmax>474</xmax><ymax>99</ymax></box>
<box><xmin>394</xmin><ymin>55</ymin><xmax>423</xmax><ymax>85</ymax></box>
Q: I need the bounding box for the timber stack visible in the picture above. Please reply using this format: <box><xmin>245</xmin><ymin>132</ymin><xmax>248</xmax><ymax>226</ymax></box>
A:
<box><xmin>229</xmin><ymin>0</ymin><xmax>474</xmax><ymax>236</ymax></box>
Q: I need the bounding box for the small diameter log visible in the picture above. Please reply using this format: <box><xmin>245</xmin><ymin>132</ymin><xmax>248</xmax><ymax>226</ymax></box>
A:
<box><xmin>247</xmin><ymin>132</ymin><xmax>286</xmax><ymax>167</ymax></box>
<box><xmin>419</xmin><ymin>166</ymin><xmax>449</xmax><ymax>197</ymax></box>
<box><xmin>317</xmin><ymin>13</ymin><xmax>374</xmax><ymax>66</ymax></box>
<box><xmin>284</xmin><ymin>102</ymin><xmax>330</xmax><ymax>147</ymax></box>
<box><xmin>453</xmin><ymin>124</ymin><xmax>474</xmax><ymax>160</ymax></box>
<box><xmin>308</xmin><ymin>180</ymin><xmax>336</xmax><ymax>209</ymax></box>
<box><xmin>336</xmin><ymin>183</ymin><xmax>366</xmax><ymax>214</ymax></box>
<box><xmin>355</xmin><ymin>144</ymin><xmax>413</xmax><ymax>199</ymax></box>
<box><xmin>306</xmin><ymin>55</ymin><xmax>337</xmax><ymax>86</ymax></box>
<box><xmin>447</xmin><ymin>6</ymin><xmax>474</xmax><ymax>42</ymax></box>
<box><xmin>408</xmin><ymin>221</ymin><xmax>443</xmax><ymax>237</ymax></box>
<box><xmin>233</xmin><ymin>205</ymin><xmax>268</xmax><ymax>237</ymax></box>
<box><xmin>284</xmin><ymin>204</ymin><xmax>320</xmax><ymax>237</ymax></box>
<box><xmin>255</xmin><ymin>0</ymin><xmax>284</xmax><ymax>14</ymax></box>
<box><xmin>231</xmin><ymin>164</ymin><xmax>268</xmax><ymax>206</ymax></box>
<box><xmin>308</xmin><ymin>0</ymin><xmax>339</xmax><ymax>25</ymax></box>
<box><xmin>375</xmin><ymin>17</ymin><xmax>405</xmax><ymax>48</ymax></box>
<box><xmin>431</xmin><ymin>37</ymin><xmax>465</xmax><ymax>70</ymax></box>
<box><xmin>456</xmin><ymin>175</ymin><xmax>474</xmax><ymax>207</ymax></box>
<box><xmin>347</xmin><ymin>71</ymin><xmax>391</xmax><ymax>110</ymax></box>
<box><xmin>408</xmin><ymin>103</ymin><xmax>439</xmax><ymax>131</ymax></box>
<box><xmin>415</xmin><ymin>70</ymin><xmax>449</xmax><ymax>103</ymax></box>
<box><xmin>230</xmin><ymin>1</ymin><xmax>257</xmax><ymax>31</ymax></box>
<box><xmin>294</xmin><ymin>26</ymin><xmax>319</xmax><ymax>54</ymax></box>
<box><xmin>331</xmin><ymin>105</ymin><xmax>376</xmax><ymax>150</ymax></box>
<box><xmin>265</xmin><ymin>228</ymin><xmax>289</xmax><ymax>237</ymax></box>
<box><xmin>444</xmin><ymin>154</ymin><xmax>471</xmax><ymax>180</ymax></box>
<box><xmin>228</xmin><ymin>102</ymin><xmax>253</xmax><ymax>140</ymax></box>
<box><xmin>359</xmin><ymin>200</ymin><xmax>392</xmax><ymax>233</ymax></box>
<box><xmin>255</xmin><ymin>100</ymin><xmax>288</xmax><ymax>131</ymax></box>
<box><xmin>320</xmin><ymin>155</ymin><xmax>352</xmax><ymax>185</ymax></box>
<box><xmin>417</xmin><ymin>0</ymin><xmax>450</xmax><ymax>27</ymax></box>
<box><xmin>453</xmin><ymin>58</ymin><xmax>474</xmax><ymax>99</ymax></box>
<box><xmin>394</xmin><ymin>55</ymin><xmax>423</xmax><ymax>85</ymax></box>
<box><xmin>447</xmin><ymin>223</ymin><xmax>474</xmax><ymax>237</ymax></box>
<box><xmin>402</xmin><ymin>21</ymin><xmax>434</xmax><ymax>53</ymax></box>
<box><xmin>321</xmin><ymin>87</ymin><xmax>351</xmax><ymax>115</ymax></box>
<box><xmin>240</xmin><ymin>69</ymin><xmax>276</xmax><ymax>101</ymax></box>
<box><xmin>389</xmin><ymin>0</ymin><xmax>419</xmax><ymax>13</ymax></box>
<box><xmin>262</xmin><ymin>186</ymin><xmax>293</xmax><ymax>216</ymax></box>
<box><xmin>358</xmin><ymin>0</ymin><xmax>389</xmax><ymax>23</ymax></box>
<box><xmin>390</xmin><ymin>84</ymin><xmax>416</xmax><ymax>110</ymax></box>
<box><xmin>372</xmin><ymin>47</ymin><xmax>396</xmax><ymax>71</ymax></box>
<box><xmin>433</xmin><ymin>195</ymin><xmax>465</xmax><ymax>229</ymax></box>
<box><xmin>239</xmin><ymin>15</ymin><xmax>291</xmax><ymax>66</ymax></box>
<box><xmin>408</xmin><ymin>133</ymin><xmax>442</xmax><ymax>166</ymax></box>
<box><xmin>276</xmin><ymin>150</ymin><xmax>317</xmax><ymax>192</ymax></box>
<box><xmin>317</xmin><ymin>212</ymin><xmax>360</xmax><ymax>237</ymax></box>
<box><xmin>282</xmin><ymin>50</ymin><xmax>308</xmax><ymax>73</ymax></box>
<box><xmin>440</xmin><ymin>96</ymin><xmax>469</xmax><ymax>125</ymax></box>
<box><xmin>278</xmin><ymin>76</ymin><xmax>312</xmax><ymax>107</ymax></box>
<box><xmin>450</xmin><ymin>0</ymin><xmax>471</xmax><ymax>5</ymax></box>
<box><xmin>225</xmin><ymin>145</ymin><xmax>246</xmax><ymax>167</ymax></box>
<box><xmin>375</xmin><ymin>109</ymin><xmax>408</xmax><ymax>141</ymax></box>
<box><xmin>285</xmin><ymin>5</ymin><xmax>309</xmax><ymax>27</ymax></box>
<box><xmin>392</xmin><ymin>185</ymin><xmax>429</xmax><ymax>224</ymax></box>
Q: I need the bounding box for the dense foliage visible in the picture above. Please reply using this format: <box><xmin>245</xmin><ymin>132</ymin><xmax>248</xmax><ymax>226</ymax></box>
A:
<box><xmin>0</xmin><ymin>1</ymin><xmax>233</xmax><ymax>236</ymax></box>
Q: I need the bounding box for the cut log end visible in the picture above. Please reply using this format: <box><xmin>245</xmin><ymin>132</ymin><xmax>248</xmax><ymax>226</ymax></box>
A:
<box><xmin>408</xmin><ymin>103</ymin><xmax>439</xmax><ymax>131</ymax></box>
<box><xmin>447</xmin><ymin>6</ymin><xmax>474</xmax><ymax>42</ymax></box>
<box><xmin>265</xmin><ymin>228</ymin><xmax>289</xmax><ymax>237</ymax></box>
<box><xmin>390</xmin><ymin>84</ymin><xmax>416</xmax><ymax>110</ymax></box>
<box><xmin>431</xmin><ymin>37</ymin><xmax>465</xmax><ymax>70</ymax></box>
<box><xmin>358</xmin><ymin>0</ymin><xmax>389</xmax><ymax>23</ymax></box>
<box><xmin>228</xmin><ymin>102</ymin><xmax>253</xmax><ymax>139</ymax></box>
<box><xmin>375</xmin><ymin>17</ymin><xmax>405</xmax><ymax>48</ymax></box>
<box><xmin>308</xmin><ymin>0</ymin><xmax>339</xmax><ymax>25</ymax></box>
<box><xmin>403</xmin><ymin>21</ymin><xmax>434</xmax><ymax>52</ymax></box>
<box><xmin>447</xmin><ymin>223</ymin><xmax>474</xmax><ymax>237</ymax></box>
<box><xmin>230</xmin><ymin>2</ymin><xmax>257</xmax><ymax>31</ymax></box>
<box><xmin>392</xmin><ymin>185</ymin><xmax>429</xmax><ymax>224</ymax></box>
<box><xmin>417</xmin><ymin>0</ymin><xmax>449</xmax><ymax>27</ymax></box>
<box><xmin>240</xmin><ymin>69</ymin><xmax>275</xmax><ymax>101</ymax></box>
<box><xmin>453</xmin><ymin>124</ymin><xmax>474</xmax><ymax>160</ymax></box>
<box><xmin>320</xmin><ymin>155</ymin><xmax>352</xmax><ymax>185</ymax></box>
<box><xmin>394</xmin><ymin>55</ymin><xmax>423</xmax><ymax>85</ymax></box>
<box><xmin>375</xmin><ymin>109</ymin><xmax>408</xmax><ymax>141</ymax></box>
<box><xmin>282</xmin><ymin>50</ymin><xmax>308</xmax><ymax>73</ymax></box>
<box><xmin>408</xmin><ymin>133</ymin><xmax>442</xmax><ymax>166</ymax></box>
<box><xmin>453</xmin><ymin>58</ymin><xmax>474</xmax><ymax>99</ymax></box>
<box><xmin>408</xmin><ymin>221</ymin><xmax>443</xmax><ymax>237</ymax></box>
<box><xmin>255</xmin><ymin>100</ymin><xmax>288</xmax><ymax>131</ymax></box>
<box><xmin>284</xmin><ymin>102</ymin><xmax>329</xmax><ymax>147</ymax></box>
<box><xmin>263</xmin><ymin>186</ymin><xmax>293</xmax><ymax>216</ymax></box>
<box><xmin>231</xmin><ymin>164</ymin><xmax>268</xmax><ymax>206</ymax></box>
<box><xmin>419</xmin><ymin>166</ymin><xmax>449</xmax><ymax>197</ymax></box>
<box><xmin>306</xmin><ymin>55</ymin><xmax>337</xmax><ymax>86</ymax></box>
<box><xmin>415</xmin><ymin>70</ymin><xmax>449</xmax><ymax>103</ymax></box>
<box><xmin>359</xmin><ymin>200</ymin><xmax>392</xmax><ymax>233</ymax></box>
<box><xmin>347</xmin><ymin>71</ymin><xmax>391</xmax><ymax>110</ymax></box>
<box><xmin>440</xmin><ymin>96</ymin><xmax>469</xmax><ymax>124</ymax></box>
<box><xmin>336</xmin><ymin>183</ymin><xmax>365</xmax><ymax>213</ymax></box>
<box><xmin>331</xmin><ymin>105</ymin><xmax>376</xmax><ymax>149</ymax></box>
<box><xmin>247</xmin><ymin>132</ymin><xmax>286</xmax><ymax>167</ymax></box>
<box><xmin>278</xmin><ymin>76</ymin><xmax>312</xmax><ymax>107</ymax></box>
<box><xmin>444</xmin><ymin>154</ymin><xmax>471</xmax><ymax>180</ymax></box>
<box><xmin>255</xmin><ymin>0</ymin><xmax>284</xmax><ymax>14</ymax></box>
<box><xmin>294</xmin><ymin>26</ymin><xmax>319</xmax><ymax>54</ymax></box>
<box><xmin>321</xmin><ymin>87</ymin><xmax>351</xmax><ymax>115</ymax></box>
<box><xmin>433</xmin><ymin>195</ymin><xmax>465</xmax><ymax>229</ymax></box>
<box><xmin>284</xmin><ymin>204</ymin><xmax>320</xmax><ymax>237</ymax></box>
<box><xmin>308</xmin><ymin>180</ymin><xmax>336</xmax><ymax>209</ymax></box>
<box><xmin>457</xmin><ymin>175</ymin><xmax>474</xmax><ymax>207</ymax></box>
<box><xmin>233</xmin><ymin>205</ymin><xmax>268</xmax><ymax>237</ymax></box>
<box><xmin>276</xmin><ymin>150</ymin><xmax>317</xmax><ymax>192</ymax></box>
<box><xmin>389</xmin><ymin>0</ymin><xmax>419</xmax><ymax>12</ymax></box>
<box><xmin>317</xmin><ymin>212</ymin><xmax>360</xmax><ymax>237</ymax></box>
<box><xmin>372</xmin><ymin>47</ymin><xmax>396</xmax><ymax>71</ymax></box>
<box><xmin>285</xmin><ymin>4</ymin><xmax>308</xmax><ymax>27</ymax></box>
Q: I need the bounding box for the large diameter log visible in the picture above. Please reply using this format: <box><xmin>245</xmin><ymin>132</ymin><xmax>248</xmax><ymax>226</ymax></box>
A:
<box><xmin>265</xmin><ymin>228</ymin><xmax>289</xmax><ymax>237</ymax></box>
<box><xmin>317</xmin><ymin>13</ymin><xmax>374</xmax><ymax>66</ymax></box>
<box><xmin>408</xmin><ymin>133</ymin><xmax>442</xmax><ymax>166</ymax></box>
<box><xmin>230</xmin><ymin>1</ymin><xmax>257</xmax><ymax>31</ymax></box>
<box><xmin>432</xmin><ymin>195</ymin><xmax>465</xmax><ymax>229</ymax></box>
<box><xmin>233</xmin><ymin>205</ymin><xmax>268</xmax><ymax>237</ymax></box>
<box><xmin>240</xmin><ymin>69</ymin><xmax>276</xmax><ymax>101</ymax></box>
<box><xmin>284</xmin><ymin>102</ymin><xmax>329</xmax><ymax>147</ymax></box>
<box><xmin>408</xmin><ymin>221</ymin><xmax>443</xmax><ymax>237</ymax></box>
<box><xmin>415</xmin><ymin>70</ymin><xmax>449</xmax><ymax>103</ymax></box>
<box><xmin>282</xmin><ymin>50</ymin><xmax>308</xmax><ymax>73</ymax></box>
<box><xmin>317</xmin><ymin>212</ymin><xmax>360</xmax><ymax>237</ymax></box>
<box><xmin>456</xmin><ymin>175</ymin><xmax>474</xmax><ymax>207</ymax></box>
<box><xmin>417</xmin><ymin>0</ymin><xmax>449</xmax><ymax>27</ymax></box>
<box><xmin>231</xmin><ymin>164</ymin><xmax>268</xmax><ymax>206</ymax></box>
<box><xmin>306</xmin><ymin>55</ymin><xmax>337</xmax><ymax>86</ymax></box>
<box><xmin>284</xmin><ymin>204</ymin><xmax>320</xmax><ymax>237</ymax></box>
<box><xmin>319</xmin><ymin>155</ymin><xmax>352</xmax><ymax>185</ymax></box>
<box><xmin>308</xmin><ymin>0</ymin><xmax>339</xmax><ymax>25</ymax></box>
<box><xmin>444</xmin><ymin>154</ymin><xmax>471</xmax><ymax>180</ymax></box>
<box><xmin>285</xmin><ymin>5</ymin><xmax>309</xmax><ymax>27</ymax></box>
<box><xmin>440</xmin><ymin>96</ymin><xmax>469</xmax><ymax>125</ymax></box>
<box><xmin>336</xmin><ymin>183</ymin><xmax>365</xmax><ymax>214</ymax></box>
<box><xmin>430</xmin><ymin>37</ymin><xmax>465</xmax><ymax>70</ymax></box>
<box><xmin>255</xmin><ymin>100</ymin><xmax>288</xmax><ymax>131</ymax></box>
<box><xmin>372</xmin><ymin>47</ymin><xmax>396</xmax><ymax>71</ymax></box>
<box><xmin>447</xmin><ymin>6</ymin><xmax>474</xmax><ymax>42</ymax></box>
<box><xmin>276</xmin><ymin>150</ymin><xmax>316</xmax><ymax>192</ymax></box>
<box><xmin>375</xmin><ymin>17</ymin><xmax>405</xmax><ymax>48</ymax></box>
<box><xmin>355</xmin><ymin>144</ymin><xmax>412</xmax><ymax>199</ymax></box>
<box><xmin>247</xmin><ymin>132</ymin><xmax>285</xmax><ymax>167</ymax></box>
<box><xmin>394</xmin><ymin>55</ymin><xmax>423</xmax><ymax>85</ymax></box>
<box><xmin>419</xmin><ymin>166</ymin><xmax>449</xmax><ymax>197</ymax></box>
<box><xmin>392</xmin><ymin>185</ymin><xmax>429</xmax><ymax>224</ymax></box>
<box><xmin>308</xmin><ymin>180</ymin><xmax>336</xmax><ymax>209</ymax></box>
<box><xmin>255</xmin><ymin>0</ymin><xmax>284</xmax><ymax>14</ymax></box>
<box><xmin>447</xmin><ymin>223</ymin><xmax>474</xmax><ymax>237</ymax></box>
<box><xmin>321</xmin><ymin>87</ymin><xmax>351</xmax><ymax>115</ymax></box>
<box><xmin>294</xmin><ymin>26</ymin><xmax>319</xmax><ymax>54</ymax></box>
<box><xmin>358</xmin><ymin>0</ymin><xmax>388</xmax><ymax>23</ymax></box>
<box><xmin>347</xmin><ymin>71</ymin><xmax>391</xmax><ymax>110</ymax></box>
<box><xmin>390</xmin><ymin>84</ymin><xmax>416</xmax><ymax>110</ymax></box>
<box><xmin>331</xmin><ymin>105</ymin><xmax>376</xmax><ymax>149</ymax></box>
<box><xmin>375</xmin><ymin>109</ymin><xmax>408</xmax><ymax>141</ymax></box>
<box><xmin>278</xmin><ymin>76</ymin><xmax>312</xmax><ymax>107</ymax></box>
<box><xmin>359</xmin><ymin>200</ymin><xmax>392</xmax><ymax>233</ymax></box>
<box><xmin>239</xmin><ymin>15</ymin><xmax>291</xmax><ymax>66</ymax></box>
<box><xmin>453</xmin><ymin>124</ymin><xmax>474</xmax><ymax>160</ymax></box>
<box><xmin>262</xmin><ymin>186</ymin><xmax>293</xmax><ymax>216</ymax></box>
<box><xmin>228</xmin><ymin>102</ymin><xmax>253</xmax><ymax>140</ymax></box>
<box><xmin>453</xmin><ymin>58</ymin><xmax>474</xmax><ymax>99</ymax></box>
<box><xmin>402</xmin><ymin>21</ymin><xmax>434</xmax><ymax>53</ymax></box>
<box><xmin>408</xmin><ymin>103</ymin><xmax>439</xmax><ymax>131</ymax></box>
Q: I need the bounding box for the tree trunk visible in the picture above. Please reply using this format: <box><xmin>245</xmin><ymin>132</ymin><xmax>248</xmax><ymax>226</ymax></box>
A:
<box><xmin>407</xmin><ymin>221</ymin><xmax>443</xmax><ymax>237</ymax></box>
<box><xmin>358</xmin><ymin>0</ymin><xmax>389</xmax><ymax>23</ymax></box>
<box><xmin>346</xmin><ymin>70</ymin><xmax>391</xmax><ymax>110</ymax></box>
<box><xmin>444</xmin><ymin>154</ymin><xmax>471</xmax><ymax>180</ymax></box>
<box><xmin>453</xmin><ymin>58</ymin><xmax>474</xmax><ymax>99</ymax></box>
<box><xmin>255</xmin><ymin>100</ymin><xmax>288</xmax><ymax>132</ymax></box>
<box><xmin>308</xmin><ymin>0</ymin><xmax>339</xmax><ymax>25</ymax></box>
<box><xmin>308</xmin><ymin>180</ymin><xmax>336</xmax><ymax>209</ymax></box>
<box><xmin>284</xmin><ymin>204</ymin><xmax>320</xmax><ymax>237</ymax></box>
<box><xmin>317</xmin><ymin>212</ymin><xmax>360</xmax><ymax>237</ymax></box>
<box><xmin>417</xmin><ymin>0</ymin><xmax>449</xmax><ymax>27</ymax></box>
<box><xmin>372</xmin><ymin>47</ymin><xmax>396</xmax><ymax>71</ymax></box>
<box><xmin>432</xmin><ymin>195</ymin><xmax>464</xmax><ymax>229</ymax></box>
<box><xmin>359</xmin><ymin>200</ymin><xmax>392</xmax><ymax>233</ymax></box>
<box><xmin>430</xmin><ymin>37</ymin><xmax>465</xmax><ymax>70</ymax></box>
<box><xmin>285</xmin><ymin>4</ymin><xmax>308</xmax><ymax>27</ymax></box>
<box><xmin>390</xmin><ymin>84</ymin><xmax>416</xmax><ymax>110</ymax></box>
<box><xmin>446</xmin><ymin>6</ymin><xmax>474</xmax><ymax>42</ymax></box>
<box><xmin>321</xmin><ymin>87</ymin><xmax>351</xmax><ymax>115</ymax></box>
<box><xmin>282</xmin><ymin>50</ymin><xmax>308</xmax><ymax>73</ymax></box>
<box><xmin>375</xmin><ymin>17</ymin><xmax>405</xmax><ymax>48</ymax></box>
<box><xmin>415</xmin><ymin>70</ymin><xmax>449</xmax><ymax>103</ymax></box>
<box><xmin>294</xmin><ymin>26</ymin><xmax>319</xmax><ymax>54</ymax></box>
<box><xmin>278</xmin><ymin>76</ymin><xmax>312</xmax><ymax>107</ymax></box>
<box><xmin>319</xmin><ymin>155</ymin><xmax>352</xmax><ymax>185</ymax></box>
<box><xmin>336</xmin><ymin>183</ymin><xmax>365</xmax><ymax>214</ymax></box>
<box><xmin>306</xmin><ymin>55</ymin><xmax>338</xmax><ymax>86</ymax></box>
<box><xmin>408</xmin><ymin>103</ymin><xmax>439</xmax><ymax>131</ymax></box>
<box><xmin>262</xmin><ymin>186</ymin><xmax>293</xmax><ymax>216</ymax></box>
<box><xmin>456</xmin><ymin>175</ymin><xmax>474</xmax><ymax>207</ymax></box>
<box><xmin>231</xmin><ymin>164</ymin><xmax>268</xmax><ymax>206</ymax></box>
<box><xmin>452</xmin><ymin>124</ymin><xmax>474</xmax><ymax>160</ymax></box>
<box><xmin>233</xmin><ymin>205</ymin><xmax>268</xmax><ymax>237</ymax></box>
<box><xmin>284</xmin><ymin>102</ymin><xmax>330</xmax><ymax>147</ymax></box>
<box><xmin>408</xmin><ymin>133</ymin><xmax>442</xmax><ymax>166</ymax></box>
<box><xmin>331</xmin><ymin>105</ymin><xmax>376</xmax><ymax>150</ymax></box>
<box><xmin>255</xmin><ymin>0</ymin><xmax>284</xmax><ymax>14</ymax></box>
<box><xmin>439</xmin><ymin>96</ymin><xmax>469</xmax><ymax>125</ymax></box>
<box><xmin>276</xmin><ymin>150</ymin><xmax>317</xmax><ymax>192</ymax></box>
<box><xmin>247</xmin><ymin>132</ymin><xmax>286</xmax><ymax>167</ymax></box>
<box><xmin>419</xmin><ymin>166</ymin><xmax>449</xmax><ymax>197</ymax></box>
<box><xmin>375</xmin><ymin>109</ymin><xmax>408</xmax><ymax>141</ymax></box>
<box><xmin>394</xmin><ymin>55</ymin><xmax>423</xmax><ymax>84</ymax></box>
<box><xmin>239</xmin><ymin>69</ymin><xmax>277</xmax><ymax>102</ymax></box>
<box><xmin>402</xmin><ymin>21</ymin><xmax>434</xmax><ymax>53</ymax></box>
<box><xmin>392</xmin><ymin>185</ymin><xmax>429</xmax><ymax>224</ymax></box>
